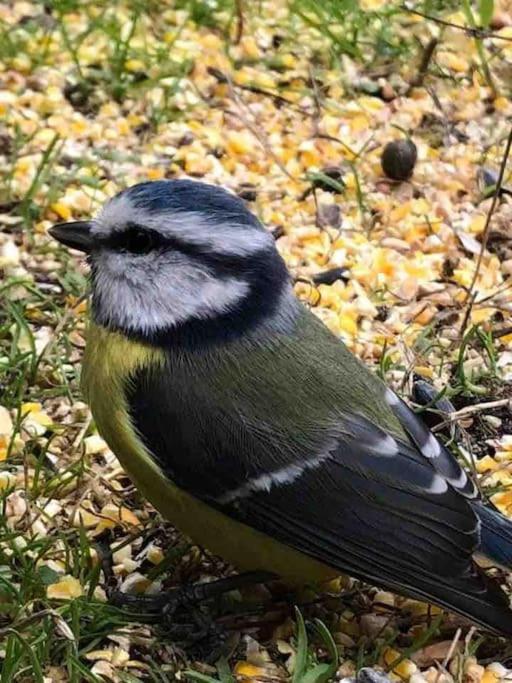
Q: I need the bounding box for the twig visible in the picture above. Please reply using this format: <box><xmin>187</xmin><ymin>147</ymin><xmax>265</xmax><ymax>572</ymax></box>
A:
<box><xmin>466</xmin><ymin>124</ymin><xmax>512</xmax><ymax>301</ymax></box>
<box><xmin>233</xmin><ymin>0</ymin><xmax>244</xmax><ymax>45</ymax></box>
<box><xmin>492</xmin><ymin>325</ymin><xmax>512</xmax><ymax>340</ymax></box>
<box><xmin>222</xmin><ymin>75</ymin><xmax>295</xmax><ymax>180</ymax></box>
<box><xmin>431</xmin><ymin>398</ymin><xmax>512</xmax><ymax>432</ymax></box>
<box><xmin>441</xmin><ymin>628</ymin><xmax>462</xmax><ymax>673</ymax></box>
<box><xmin>207</xmin><ymin>67</ymin><xmax>307</xmax><ymax>111</ymax></box>
<box><xmin>452</xmin><ymin>398</ymin><xmax>512</xmax><ymax>417</ymax></box>
<box><xmin>308</xmin><ymin>65</ymin><xmax>323</xmax><ymax>137</ymax></box>
<box><xmin>0</xmin><ymin>610</ymin><xmax>54</xmax><ymax>638</ymax></box>
<box><xmin>386</xmin><ymin>613</ymin><xmax>444</xmax><ymax>673</ymax></box>
<box><xmin>313</xmin><ymin>133</ymin><xmax>357</xmax><ymax>158</ymax></box>
<box><xmin>475</xmin><ymin>279</ymin><xmax>512</xmax><ymax>306</ymax></box>
<box><xmin>464</xmin><ymin>627</ymin><xmax>477</xmax><ymax>654</ymax></box>
<box><xmin>479</xmin><ymin>460</ymin><xmax>512</xmax><ymax>486</ymax></box>
<box><xmin>459</xmin><ymin>290</ymin><xmax>476</xmax><ymax>339</ymax></box>
<box><xmin>72</xmin><ymin>414</ymin><xmax>92</xmax><ymax>450</ymax></box>
<box><xmin>402</xmin><ymin>5</ymin><xmax>512</xmax><ymax>42</ymax></box>
<box><xmin>406</xmin><ymin>37</ymin><xmax>439</xmax><ymax>94</ymax></box>
<box><xmin>461</xmin><ymin>0</ymin><xmax>497</xmax><ymax>97</ymax></box>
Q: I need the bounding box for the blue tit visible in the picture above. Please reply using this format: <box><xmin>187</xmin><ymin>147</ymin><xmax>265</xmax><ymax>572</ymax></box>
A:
<box><xmin>50</xmin><ymin>179</ymin><xmax>512</xmax><ymax>635</ymax></box>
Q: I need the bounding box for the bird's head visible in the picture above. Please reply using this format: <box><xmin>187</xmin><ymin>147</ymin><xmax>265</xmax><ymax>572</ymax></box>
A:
<box><xmin>50</xmin><ymin>180</ymin><xmax>296</xmax><ymax>346</ymax></box>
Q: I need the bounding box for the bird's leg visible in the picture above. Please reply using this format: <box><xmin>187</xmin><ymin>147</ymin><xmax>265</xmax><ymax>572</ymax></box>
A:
<box><xmin>161</xmin><ymin>596</ymin><xmax>226</xmax><ymax>660</ymax></box>
<box><xmin>94</xmin><ymin>536</ymin><xmax>118</xmax><ymax>595</ymax></box>
<box><xmin>111</xmin><ymin>570</ymin><xmax>275</xmax><ymax>613</ymax></box>
<box><xmin>111</xmin><ymin>570</ymin><xmax>275</xmax><ymax>660</ymax></box>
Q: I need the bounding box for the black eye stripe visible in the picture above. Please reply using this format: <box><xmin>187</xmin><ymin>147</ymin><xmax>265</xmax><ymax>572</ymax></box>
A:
<box><xmin>99</xmin><ymin>223</ymin><xmax>269</xmax><ymax>272</ymax></box>
<box><xmin>102</xmin><ymin>224</ymin><xmax>159</xmax><ymax>254</ymax></box>
<box><xmin>125</xmin><ymin>230</ymin><xmax>153</xmax><ymax>253</ymax></box>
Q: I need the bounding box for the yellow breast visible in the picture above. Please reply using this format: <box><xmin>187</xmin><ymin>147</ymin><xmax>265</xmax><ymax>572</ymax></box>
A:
<box><xmin>81</xmin><ymin>323</ymin><xmax>336</xmax><ymax>583</ymax></box>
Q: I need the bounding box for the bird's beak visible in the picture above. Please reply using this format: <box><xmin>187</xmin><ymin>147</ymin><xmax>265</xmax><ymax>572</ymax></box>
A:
<box><xmin>49</xmin><ymin>221</ymin><xmax>94</xmax><ymax>253</ymax></box>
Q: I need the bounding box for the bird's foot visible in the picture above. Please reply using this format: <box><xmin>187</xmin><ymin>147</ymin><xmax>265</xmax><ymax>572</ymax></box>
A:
<box><xmin>110</xmin><ymin>570</ymin><xmax>275</xmax><ymax>612</ymax></box>
<box><xmin>110</xmin><ymin>571</ymin><xmax>275</xmax><ymax>659</ymax></box>
<box><xmin>163</xmin><ymin>601</ymin><xmax>230</xmax><ymax>661</ymax></box>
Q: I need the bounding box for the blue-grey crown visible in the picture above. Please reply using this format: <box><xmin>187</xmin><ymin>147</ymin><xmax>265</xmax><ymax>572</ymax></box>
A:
<box><xmin>122</xmin><ymin>179</ymin><xmax>262</xmax><ymax>228</ymax></box>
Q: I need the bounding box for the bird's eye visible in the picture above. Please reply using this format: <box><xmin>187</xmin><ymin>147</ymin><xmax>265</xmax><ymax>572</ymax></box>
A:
<box><xmin>123</xmin><ymin>227</ymin><xmax>155</xmax><ymax>254</ymax></box>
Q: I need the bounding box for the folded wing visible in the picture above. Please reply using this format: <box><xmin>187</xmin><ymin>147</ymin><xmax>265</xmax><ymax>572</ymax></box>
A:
<box><xmin>127</xmin><ymin>366</ymin><xmax>512</xmax><ymax>635</ymax></box>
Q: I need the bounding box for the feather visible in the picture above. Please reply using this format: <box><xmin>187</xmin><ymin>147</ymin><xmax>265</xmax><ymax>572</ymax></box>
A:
<box><xmin>384</xmin><ymin>388</ymin><xmax>478</xmax><ymax>498</ymax></box>
<box><xmin>474</xmin><ymin>501</ymin><xmax>512</xmax><ymax>569</ymax></box>
<box><xmin>69</xmin><ymin>180</ymin><xmax>512</xmax><ymax>636</ymax></box>
<box><xmin>121</xmin><ymin>305</ymin><xmax>512</xmax><ymax>634</ymax></box>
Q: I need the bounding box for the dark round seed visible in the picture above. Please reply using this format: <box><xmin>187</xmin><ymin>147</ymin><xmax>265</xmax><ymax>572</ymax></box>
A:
<box><xmin>381</xmin><ymin>139</ymin><xmax>417</xmax><ymax>181</ymax></box>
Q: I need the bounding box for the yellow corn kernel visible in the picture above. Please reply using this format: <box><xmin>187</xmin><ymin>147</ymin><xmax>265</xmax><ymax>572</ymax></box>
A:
<box><xmin>51</xmin><ymin>202</ymin><xmax>72</xmax><ymax>221</ymax></box>
<box><xmin>47</xmin><ymin>575</ymin><xmax>83</xmax><ymax>600</ymax></box>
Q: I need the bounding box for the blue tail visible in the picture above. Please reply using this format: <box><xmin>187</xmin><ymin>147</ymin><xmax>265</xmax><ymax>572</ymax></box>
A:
<box><xmin>474</xmin><ymin>502</ymin><xmax>512</xmax><ymax>568</ymax></box>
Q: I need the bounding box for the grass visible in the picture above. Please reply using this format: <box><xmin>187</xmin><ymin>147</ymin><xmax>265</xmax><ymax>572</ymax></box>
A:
<box><xmin>2</xmin><ymin>281</ymin><xmax>506</xmax><ymax>675</ymax></box>
<box><xmin>2</xmin><ymin>0</ymin><xmax>512</xmax><ymax>679</ymax></box>
<box><xmin>289</xmin><ymin>0</ymin><xmax>411</xmax><ymax>63</ymax></box>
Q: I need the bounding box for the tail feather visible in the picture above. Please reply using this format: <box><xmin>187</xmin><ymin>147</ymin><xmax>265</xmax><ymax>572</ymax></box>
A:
<box><xmin>381</xmin><ymin>563</ymin><xmax>512</xmax><ymax>636</ymax></box>
<box><xmin>474</xmin><ymin>502</ymin><xmax>512</xmax><ymax>569</ymax></box>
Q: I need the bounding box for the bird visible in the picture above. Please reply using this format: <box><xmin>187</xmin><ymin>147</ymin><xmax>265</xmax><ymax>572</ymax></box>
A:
<box><xmin>50</xmin><ymin>178</ymin><xmax>512</xmax><ymax>635</ymax></box>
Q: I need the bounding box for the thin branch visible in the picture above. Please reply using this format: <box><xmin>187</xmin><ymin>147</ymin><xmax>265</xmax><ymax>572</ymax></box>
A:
<box><xmin>406</xmin><ymin>37</ymin><xmax>439</xmax><ymax>94</ymax></box>
<box><xmin>0</xmin><ymin>610</ymin><xmax>54</xmax><ymax>638</ymax></box>
<box><xmin>233</xmin><ymin>0</ymin><xmax>244</xmax><ymax>44</ymax></box>
<box><xmin>207</xmin><ymin>67</ymin><xmax>308</xmax><ymax>112</ymax></box>
<box><xmin>308</xmin><ymin>64</ymin><xmax>323</xmax><ymax>137</ymax></box>
<box><xmin>402</xmin><ymin>5</ymin><xmax>512</xmax><ymax>42</ymax></box>
<box><xmin>313</xmin><ymin>133</ymin><xmax>358</xmax><ymax>158</ymax></box>
<box><xmin>441</xmin><ymin>628</ymin><xmax>462</xmax><ymax>675</ymax></box>
<box><xmin>222</xmin><ymin>75</ymin><xmax>295</xmax><ymax>180</ymax></box>
<box><xmin>450</xmin><ymin>397</ymin><xmax>512</xmax><ymax>418</ymax></box>
<box><xmin>492</xmin><ymin>325</ymin><xmax>512</xmax><ymax>340</ymax></box>
<box><xmin>466</xmin><ymin>124</ymin><xmax>512</xmax><ymax>301</ymax></box>
<box><xmin>475</xmin><ymin>278</ymin><xmax>512</xmax><ymax>305</ymax></box>
<box><xmin>461</xmin><ymin>0</ymin><xmax>497</xmax><ymax>97</ymax></box>
<box><xmin>459</xmin><ymin>290</ymin><xmax>476</xmax><ymax>339</ymax></box>
<box><xmin>432</xmin><ymin>398</ymin><xmax>512</xmax><ymax>432</ymax></box>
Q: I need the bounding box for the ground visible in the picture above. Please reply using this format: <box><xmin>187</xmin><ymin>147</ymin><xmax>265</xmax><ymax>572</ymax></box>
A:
<box><xmin>2</xmin><ymin>0</ymin><xmax>512</xmax><ymax>681</ymax></box>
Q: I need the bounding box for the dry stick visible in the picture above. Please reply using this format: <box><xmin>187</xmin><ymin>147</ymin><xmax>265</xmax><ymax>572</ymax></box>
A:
<box><xmin>435</xmin><ymin>627</ymin><xmax>462</xmax><ymax>683</ymax></box>
<box><xmin>308</xmin><ymin>64</ymin><xmax>323</xmax><ymax>138</ymax></box>
<box><xmin>402</xmin><ymin>5</ymin><xmax>512</xmax><ymax>42</ymax></box>
<box><xmin>466</xmin><ymin>125</ymin><xmax>512</xmax><ymax>303</ymax></box>
<box><xmin>492</xmin><ymin>325</ymin><xmax>512</xmax><ymax>339</ymax></box>
<box><xmin>406</xmin><ymin>37</ymin><xmax>439</xmax><ymax>94</ymax></box>
<box><xmin>479</xmin><ymin>460</ymin><xmax>512</xmax><ymax>487</ymax></box>
<box><xmin>461</xmin><ymin>0</ymin><xmax>497</xmax><ymax>98</ymax></box>
<box><xmin>431</xmin><ymin>398</ymin><xmax>512</xmax><ymax>432</ymax></box>
<box><xmin>223</xmin><ymin>75</ymin><xmax>295</xmax><ymax>180</ymax></box>
<box><xmin>453</xmin><ymin>397</ymin><xmax>512</xmax><ymax>416</ymax></box>
<box><xmin>475</xmin><ymin>278</ymin><xmax>512</xmax><ymax>306</ymax></box>
<box><xmin>207</xmin><ymin>66</ymin><xmax>309</xmax><ymax>112</ymax></box>
<box><xmin>313</xmin><ymin>132</ymin><xmax>358</xmax><ymax>159</ymax></box>
<box><xmin>72</xmin><ymin>414</ymin><xmax>92</xmax><ymax>450</ymax></box>
<box><xmin>224</xmin><ymin>107</ymin><xmax>294</xmax><ymax>180</ymax></box>
<box><xmin>0</xmin><ymin>610</ymin><xmax>55</xmax><ymax>638</ymax></box>
<box><xmin>459</xmin><ymin>290</ymin><xmax>477</xmax><ymax>340</ymax></box>
<box><xmin>233</xmin><ymin>0</ymin><xmax>244</xmax><ymax>44</ymax></box>
<box><xmin>68</xmin><ymin>470</ymin><xmax>102</xmax><ymax>528</ymax></box>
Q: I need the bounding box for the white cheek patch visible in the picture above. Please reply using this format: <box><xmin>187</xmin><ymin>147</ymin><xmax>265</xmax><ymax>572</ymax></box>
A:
<box><xmin>130</xmin><ymin>276</ymin><xmax>250</xmax><ymax>331</ymax></box>
<box><xmin>94</xmin><ymin>195</ymin><xmax>273</xmax><ymax>258</ymax></box>
<box><xmin>92</xmin><ymin>251</ymin><xmax>250</xmax><ymax>332</ymax></box>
